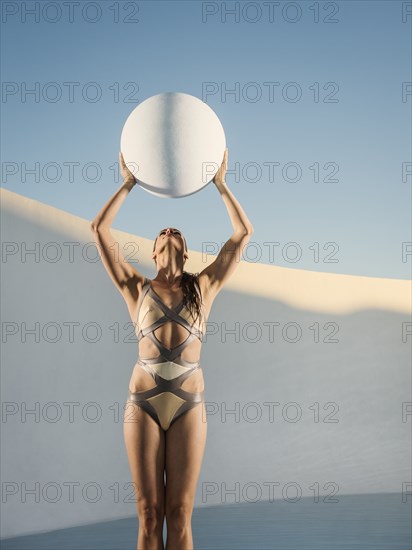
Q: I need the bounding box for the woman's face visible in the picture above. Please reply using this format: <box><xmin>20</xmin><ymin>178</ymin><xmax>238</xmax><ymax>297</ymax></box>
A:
<box><xmin>153</xmin><ymin>228</ymin><xmax>188</xmax><ymax>257</ymax></box>
<box><xmin>158</xmin><ymin>228</ymin><xmax>182</xmax><ymax>240</ymax></box>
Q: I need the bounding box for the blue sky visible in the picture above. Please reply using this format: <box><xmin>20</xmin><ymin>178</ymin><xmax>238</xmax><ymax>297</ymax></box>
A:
<box><xmin>1</xmin><ymin>0</ymin><xmax>411</xmax><ymax>279</ymax></box>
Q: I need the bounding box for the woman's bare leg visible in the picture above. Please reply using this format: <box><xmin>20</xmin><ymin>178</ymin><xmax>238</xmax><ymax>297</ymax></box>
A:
<box><xmin>164</xmin><ymin>402</ymin><xmax>207</xmax><ymax>550</ymax></box>
<box><xmin>124</xmin><ymin>401</ymin><xmax>166</xmax><ymax>550</ymax></box>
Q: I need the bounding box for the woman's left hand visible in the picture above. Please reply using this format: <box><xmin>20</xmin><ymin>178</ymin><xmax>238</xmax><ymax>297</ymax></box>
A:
<box><xmin>213</xmin><ymin>147</ymin><xmax>228</xmax><ymax>187</ymax></box>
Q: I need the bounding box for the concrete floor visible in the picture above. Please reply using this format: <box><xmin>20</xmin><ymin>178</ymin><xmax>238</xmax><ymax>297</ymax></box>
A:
<box><xmin>1</xmin><ymin>493</ymin><xmax>411</xmax><ymax>550</ymax></box>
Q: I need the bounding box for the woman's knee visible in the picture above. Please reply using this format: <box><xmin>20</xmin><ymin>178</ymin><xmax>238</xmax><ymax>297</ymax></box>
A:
<box><xmin>137</xmin><ymin>501</ymin><xmax>164</xmax><ymax>535</ymax></box>
<box><xmin>165</xmin><ymin>503</ymin><xmax>192</xmax><ymax>533</ymax></box>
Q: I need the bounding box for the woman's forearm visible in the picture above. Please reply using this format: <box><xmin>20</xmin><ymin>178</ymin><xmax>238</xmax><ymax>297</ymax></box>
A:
<box><xmin>90</xmin><ymin>179</ymin><xmax>136</xmax><ymax>230</ymax></box>
<box><xmin>215</xmin><ymin>181</ymin><xmax>254</xmax><ymax>235</ymax></box>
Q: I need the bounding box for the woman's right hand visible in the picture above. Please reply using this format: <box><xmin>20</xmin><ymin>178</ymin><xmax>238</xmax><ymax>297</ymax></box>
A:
<box><xmin>213</xmin><ymin>147</ymin><xmax>228</xmax><ymax>189</ymax></box>
<box><xmin>119</xmin><ymin>151</ymin><xmax>137</xmax><ymax>185</ymax></box>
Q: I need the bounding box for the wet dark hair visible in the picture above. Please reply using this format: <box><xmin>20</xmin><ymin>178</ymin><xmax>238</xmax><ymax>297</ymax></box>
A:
<box><xmin>152</xmin><ymin>232</ymin><xmax>203</xmax><ymax>324</ymax></box>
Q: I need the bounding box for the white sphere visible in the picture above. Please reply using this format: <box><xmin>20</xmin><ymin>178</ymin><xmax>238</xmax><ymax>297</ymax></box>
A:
<box><xmin>120</xmin><ymin>92</ymin><xmax>226</xmax><ymax>198</ymax></box>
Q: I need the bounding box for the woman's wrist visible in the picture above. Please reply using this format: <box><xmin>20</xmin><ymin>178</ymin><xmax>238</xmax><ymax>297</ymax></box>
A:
<box><xmin>214</xmin><ymin>179</ymin><xmax>228</xmax><ymax>192</ymax></box>
<box><xmin>123</xmin><ymin>178</ymin><xmax>136</xmax><ymax>191</ymax></box>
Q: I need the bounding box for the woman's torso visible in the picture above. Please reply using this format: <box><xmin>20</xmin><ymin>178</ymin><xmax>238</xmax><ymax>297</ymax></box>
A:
<box><xmin>126</xmin><ymin>276</ymin><xmax>213</xmax><ymax>394</ymax></box>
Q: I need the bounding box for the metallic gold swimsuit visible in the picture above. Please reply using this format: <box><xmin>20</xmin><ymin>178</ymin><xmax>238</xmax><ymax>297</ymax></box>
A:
<box><xmin>127</xmin><ymin>278</ymin><xmax>205</xmax><ymax>430</ymax></box>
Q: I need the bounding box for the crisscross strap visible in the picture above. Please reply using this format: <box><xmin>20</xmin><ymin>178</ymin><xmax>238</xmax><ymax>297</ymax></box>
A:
<box><xmin>135</xmin><ymin>278</ymin><xmax>204</xmax><ymax>362</ymax></box>
<box><xmin>128</xmin><ymin>375</ymin><xmax>204</xmax><ymax>403</ymax></box>
<box><xmin>137</xmin><ymin>359</ymin><xmax>200</xmax><ymax>385</ymax></box>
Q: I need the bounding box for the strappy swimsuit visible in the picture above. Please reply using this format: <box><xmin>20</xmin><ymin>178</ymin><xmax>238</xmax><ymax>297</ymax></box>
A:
<box><xmin>127</xmin><ymin>278</ymin><xmax>205</xmax><ymax>431</ymax></box>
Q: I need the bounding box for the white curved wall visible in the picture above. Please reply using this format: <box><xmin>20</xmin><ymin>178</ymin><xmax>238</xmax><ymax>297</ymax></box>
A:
<box><xmin>1</xmin><ymin>188</ymin><xmax>410</xmax><ymax>538</ymax></box>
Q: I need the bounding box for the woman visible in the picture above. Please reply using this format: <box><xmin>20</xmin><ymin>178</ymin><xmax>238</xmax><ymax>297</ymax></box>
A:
<box><xmin>90</xmin><ymin>149</ymin><xmax>253</xmax><ymax>549</ymax></box>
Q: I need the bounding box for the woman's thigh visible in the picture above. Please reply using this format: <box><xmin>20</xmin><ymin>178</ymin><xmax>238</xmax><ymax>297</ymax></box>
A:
<box><xmin>123</xmin><ymin>401</ymin><xmax>166</xmax><ymax>513</ymax></box>
<box><xmin>165</xmin><ymin>402</ymin><xmax>207</xmax><ymax>510</ymax></box>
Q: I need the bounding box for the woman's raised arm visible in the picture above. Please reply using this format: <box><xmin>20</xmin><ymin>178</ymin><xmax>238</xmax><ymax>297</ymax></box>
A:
<box><xmin>199</xmin><ymin>148</ymin><xmax>254</xmax><ymax>296</ymax></box>
<box><xmin>90</xmin><ymin>153</ymin><xmax>144</xmax><ymax>301</ymax></box>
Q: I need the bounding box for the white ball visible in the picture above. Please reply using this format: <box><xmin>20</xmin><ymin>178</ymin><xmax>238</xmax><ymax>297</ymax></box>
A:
<box><xmin>120</xmin><ymin>92</ymin><xmax>226</xmax><ymax>198</ymax></box>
